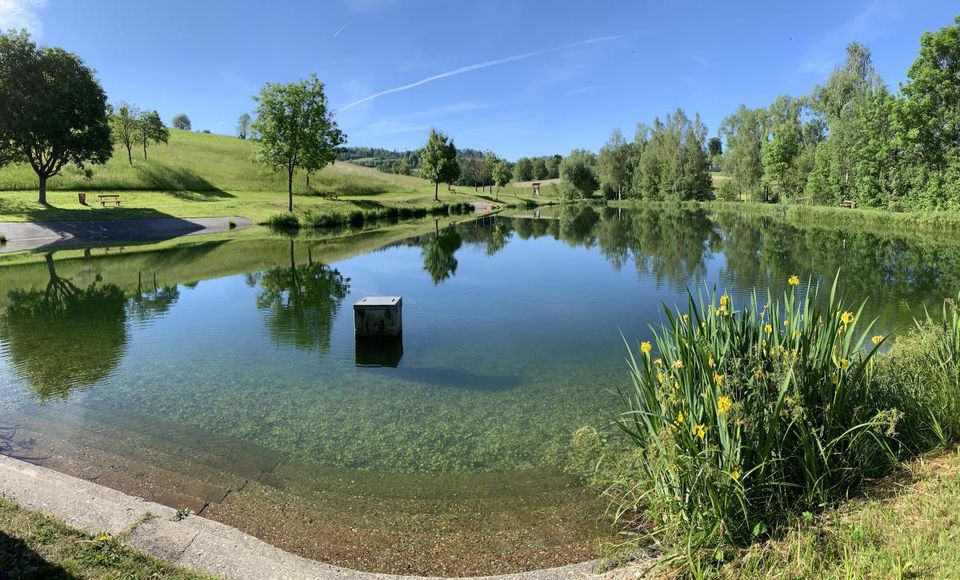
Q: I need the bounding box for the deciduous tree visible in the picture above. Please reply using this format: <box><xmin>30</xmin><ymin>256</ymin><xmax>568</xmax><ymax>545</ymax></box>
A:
<box><xmin>136</xmin><ymin>110</ymin><xmax>169</xmax><ymax>160</ymax></box>
<box><xmin>559</xmin><ymin>149</ymin><xmax>600</xmax><ymax>198</ymax></box>
<box><xmin>237</xmin><ymin>113</ymin><xmax>251</xmax><ymax>140</ymax></box>
<box><xmin>0</xmin><ymin>31</ymin><xmax>112</xmax><ymax>204</ymax></box>
<box><xmin>172</xmin><ymin>113</ymin><xmax>191</xmax><ymax>131</ymax></box>
<box><xmin>418</xmin><ymin>129</ymin><xmax>460</xmax><ymax>201</ymax></box>
<box><xmin>251</xmin><ymin>74</ymin><xmax>346</xmax><ymax>212</ymax></box>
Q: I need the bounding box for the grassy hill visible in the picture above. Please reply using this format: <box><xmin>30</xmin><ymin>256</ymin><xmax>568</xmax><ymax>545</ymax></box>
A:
<box><xmin>0</xmin><ymin>130</ymin><xmax>553</xmax><ymax>223</ymax></box>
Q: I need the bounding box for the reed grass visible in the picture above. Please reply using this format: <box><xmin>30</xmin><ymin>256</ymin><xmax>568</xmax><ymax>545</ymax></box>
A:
<box><xmin>605</xmin><ymin>278</ymin><xmax>960</xmax><ymax>572</ymax></box>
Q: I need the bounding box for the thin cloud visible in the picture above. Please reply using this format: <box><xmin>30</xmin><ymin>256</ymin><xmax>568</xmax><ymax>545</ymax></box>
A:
<box><xmin>337</xmin><ymin>34</ymin><xmax>624</xmax><ymax>112</ymax></box>
<box><xmin>0</xmin><ymin>0</ymin><xmax>46</xmax><ymax>35</ymax></box>
<box><xmin>333</xmin><ymin>19</ymin><xmax>354</xmax><ymax>39</ymax></box>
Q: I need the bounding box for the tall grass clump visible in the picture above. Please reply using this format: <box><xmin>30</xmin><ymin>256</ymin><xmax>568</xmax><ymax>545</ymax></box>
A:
<box><xmin>617</xmin><ymin>277</ymin><xmax>900</xmax><ymax>556</ymax></box>
<box><xmin>266</xmin><ymin>212</ymin><xmax>300</xmax><ymax>230</ymax></box>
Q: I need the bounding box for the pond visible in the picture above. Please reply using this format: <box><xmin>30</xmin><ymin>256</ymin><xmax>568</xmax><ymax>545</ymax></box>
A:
<box><xmin>0</xmin><ymin>205</ymin><xmax>958</xmax><ymax>575</ymax></box>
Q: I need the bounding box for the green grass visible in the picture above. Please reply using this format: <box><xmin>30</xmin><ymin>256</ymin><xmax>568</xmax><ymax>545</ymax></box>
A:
<box><xmin>721</xmin><ymin>450</ymin><xmax>960</xmax><ymax>578</ymax></box>
<box><xmin>0</xmin><ymin>130</ymin><xmax>559</xmax><ymax>224</ymax></box>
<box><xmin>0</xmin><ymin>494</ymin><xmax>207</xmax><ymax>579</ymax></box>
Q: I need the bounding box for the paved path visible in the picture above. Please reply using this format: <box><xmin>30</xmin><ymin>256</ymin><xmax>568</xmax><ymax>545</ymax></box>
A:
<box><xmin>0</xmin><ymin>217</ymin><xmax>253</xmax><ymax>253</ymax></box>
<box><xmin>0</xmin><ymin>455</ymin><xmax>652</xmax><ymax>580</ymax></box>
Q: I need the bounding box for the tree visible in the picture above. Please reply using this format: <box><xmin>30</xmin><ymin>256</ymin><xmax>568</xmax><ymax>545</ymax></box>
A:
<box><xmin>598</xmin><ymin>129</ymin><xmax>632</xmax><ymax>200</ymax></box>
<box><xmin>559</xmin><ymin>149</ymin><xmax>600</xmax><ymax>198</ymax></box>
<box><xmin>720</xmin><ymin>105</ymin><xmax>766</xmax><ymax>200</ymax></box>
<box><xmin>533</xmin><ymin>157</ymin><xmax>550</xmax><ymax>180</ymax></box>
<box><xmin>545</xmin><ymin>155</ymin><xmax>563</xmax><ymax>179</ymax></box>
<box><xmin>237</xmin><ymin>113</ymin><xmax>251</xmax><ymax>139</ymax></box>
<box><xmin>898</xmin><ymin>16</ymin><xmax>960</xmax><ymax>171</ymax></box>
<box><xmin>418</xmin><ymin>129</ymin><xmax>460</xmax><ymax>201</ymax></box>
<box><xmin>251</xmin><ymin>74</ymin><xmax>346</xmax><ymax>212</ymax></box>
<box><xmin>136</xmin><ymin>110</ymin><xmax>169</xmax><ymax>160</ymax></box>
<box><xmin>707</xmin><ymin>137</ymin><xmax>723</xmax><ymax>158</ymax></box>
<box><xmin>172</xmin><ymin>114</ymin><xmax>191</xmax><ymax>130</ymax></box>
<box><xmin>110</xmin><ymin>103</ymin><xmax>139</xmax><ymax>165</ymax></box>
<box><xmin>492</xmin><ymin>156</ymin><xmax>511</xmax><ymax>197</ymax></box>
<box><xmin>513</xmin><ymin>157</ymin><xmax>534</xmax><ymax>182</ymax></box>
<box><xmin>0</xmin><ymin>31</ymin><xmax>112</xmax><ymax>204</ymax></box>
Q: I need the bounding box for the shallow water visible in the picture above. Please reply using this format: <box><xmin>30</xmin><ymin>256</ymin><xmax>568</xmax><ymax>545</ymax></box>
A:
<box><xmin>0</xmin><ymin>206</ymin><xmax>958</xmax><ymax>573</ymax></box>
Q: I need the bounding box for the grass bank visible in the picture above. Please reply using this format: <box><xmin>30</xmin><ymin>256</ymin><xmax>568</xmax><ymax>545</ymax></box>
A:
<box><xmin>611</xmin><ymin>198</ymin><xmax>960</xmax><ymax>237</ymax></box>
<box><xmin>0</xmin><ymin>130</ymin><xmax>558</xmax><ymax>224</ymax></box>
<box><xmin>0</xmin><ymin>494</ymin><xmax>205</xmax><ymax>579</ymax></box>
<box><xmin>720</xmin><ymin>449</ymin><xmax>960</xmax><ymax>578</ymax></box>
<box><xmin>581</xmin><ymin>280</ymin><xmax>960</xmax><ymax>576</ymax></box>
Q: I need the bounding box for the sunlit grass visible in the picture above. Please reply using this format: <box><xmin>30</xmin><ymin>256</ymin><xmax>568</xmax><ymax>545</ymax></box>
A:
<box><xmin>0</xmin><ymin>130</ymin><xmax>559</xmax><ymax>223</ymax></box>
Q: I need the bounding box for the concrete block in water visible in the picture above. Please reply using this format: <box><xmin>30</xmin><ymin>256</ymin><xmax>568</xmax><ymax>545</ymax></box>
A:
<box><xmin>354</xmin><ymin>296</ymin><xmax>402</xmax><ymax>338</ymax></box>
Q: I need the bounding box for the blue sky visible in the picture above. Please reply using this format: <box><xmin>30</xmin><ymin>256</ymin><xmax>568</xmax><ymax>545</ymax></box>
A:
<box><xmin>2</xmin><ymin>1</ymin><xmax>957</xmax><ymax>159</ymax></box>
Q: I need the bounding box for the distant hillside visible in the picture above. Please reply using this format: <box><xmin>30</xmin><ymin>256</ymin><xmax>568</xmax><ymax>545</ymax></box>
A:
<box><xmin>337</xmin><ymin>146</ymin><xmax>487</xmax><ymax>175</ymax></box>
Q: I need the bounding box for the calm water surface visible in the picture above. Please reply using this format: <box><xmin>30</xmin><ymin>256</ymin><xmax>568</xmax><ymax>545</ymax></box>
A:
<box><xmin>0</xmin><ymin>206</ymin><xmax>957</xmax><ymax>572</ymax></box>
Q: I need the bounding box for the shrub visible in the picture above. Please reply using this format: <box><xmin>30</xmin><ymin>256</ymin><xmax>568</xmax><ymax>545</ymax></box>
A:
<box><xmin>266</xmin><ymin>212</ymin><xmax>300</xmax><ymax>230</ymax></box>
<box><xmin>617</xmin><ymin>278</ymin><xmax>895</xmax><ymax>551</ymax></box>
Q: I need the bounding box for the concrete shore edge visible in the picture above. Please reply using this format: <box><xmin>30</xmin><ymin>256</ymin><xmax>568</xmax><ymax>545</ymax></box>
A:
<box><xmin>0</xmin><ymin>455</ymin><xmax>632</xmax><ymax>579</ymax></box>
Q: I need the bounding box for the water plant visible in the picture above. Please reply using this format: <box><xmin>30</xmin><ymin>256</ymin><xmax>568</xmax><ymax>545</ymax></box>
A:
<box><xmin>616</xmin><ymin>277</ymin><xmax>897</xmax><ymax>554</ymax></box>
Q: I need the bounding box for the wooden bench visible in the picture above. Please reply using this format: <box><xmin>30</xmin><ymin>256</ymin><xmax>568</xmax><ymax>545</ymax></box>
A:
<box><xmin>840</xmin><ymin>199</ymin><xmax>858</xmax><ymax>209</ymax></box>
<box><xmin>97</xmin><ymin>194</ymin><xmax>122</xmax><ymax>207</ymax></box>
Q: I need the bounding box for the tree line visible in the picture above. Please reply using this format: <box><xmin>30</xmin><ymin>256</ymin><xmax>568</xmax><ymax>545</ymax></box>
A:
<box><xmin>718</xmin><ymin>16</ymin><xmax>960</xmax><ymax>210</ymax></box>
<box><xmin>559</xmin><ymin>109</ymin><xmax>714</xmax><ymax>202</ymax></box>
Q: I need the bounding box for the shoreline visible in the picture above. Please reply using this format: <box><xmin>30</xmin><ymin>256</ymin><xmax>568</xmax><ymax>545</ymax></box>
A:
<box><xmin>0</xmin><ymin>216</ymin><xmax>252</xmax><ymax>253</ymax></box>
<box><xmin>0</xmin><ymin>454</ymin><xmax>649</xmax><ymax>579</ymax></box>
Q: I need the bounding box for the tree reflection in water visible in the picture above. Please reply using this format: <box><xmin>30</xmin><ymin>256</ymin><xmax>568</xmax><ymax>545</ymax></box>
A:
<box><xmin>250</xmin><ymin>240</ymin><xmax>351</xmax><ymax>355</ymax></box>
<box><xmin>0</xmin><ymin>253</ymin><xmax>128</xmax><ymax>401</ymax></box>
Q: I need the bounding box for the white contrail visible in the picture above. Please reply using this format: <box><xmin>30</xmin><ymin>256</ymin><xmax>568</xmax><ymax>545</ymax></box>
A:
<box><xmin>333</xmin><ymin>19</ymin><xmax>354</xmax><ymax>39</ymax></box>
<box><xmin>337</xmin><ymin>34</ymin><xmax>624</xmax><ymax>112</ymax></box>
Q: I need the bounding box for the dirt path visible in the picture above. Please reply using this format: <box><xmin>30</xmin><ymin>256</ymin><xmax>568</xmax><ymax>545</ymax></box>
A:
<box><xmin>0</xmin><ymin>216</ymin><xmax>253</xmax><ymax>253</ymax></box>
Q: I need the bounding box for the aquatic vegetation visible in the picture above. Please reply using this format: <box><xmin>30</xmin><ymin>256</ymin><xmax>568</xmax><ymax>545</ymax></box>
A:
<box><xmin>609</xmin><ymin>279</ymin><xmax>960</xmax><ymax>568</ymax></box>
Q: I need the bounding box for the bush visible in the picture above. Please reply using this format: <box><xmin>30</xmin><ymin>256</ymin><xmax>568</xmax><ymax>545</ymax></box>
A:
<box><xmin>609</xmin><ymin>281</ymin><xmax>960</xmax><ymax>569</ymax></box>
<box><xmin>266</xmin><ymin>212</ymin><xmax>300</xmax><ymax>230</ymax></box>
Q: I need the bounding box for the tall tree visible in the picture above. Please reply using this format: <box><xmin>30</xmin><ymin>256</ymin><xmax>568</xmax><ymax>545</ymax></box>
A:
<box><xmin>0</xmin><ymin>31</ymin><xmax>112</xmax><ymax>204</ymax></box>
<box><xmin>513</xmin><ymin>157</ymin><xmax>534</xmax><ymax>182</ymax></box>
<box><xmin>898</xmin><ymin>16</ymin><xmax>960</xmax><ymax>171</ymax></box>
<box><xmin>492</xmin><ymin>156</ymin><xmax>511</xmax><ymax>197</ymax></box>
<box><xmin>251</xmin><ymin>74</ymin><xmax>345</xmax><ymax>212</ymax></box>
<box><xmin>598</xmin><ymin>129</ymin><xmax>632</xmax><ymax>200</ymax></box>
<box><xmin>171</xmin><ymin>113</ymin><xmax>191</xmax><ymax>130</ymax></box>
<box><xmin>237</xmin><ymin>113</ymin><xmax>251</xmax><ymax>140</ymax></box>
<box><xmin>136</xmin><ymin>110</ymin><xmax>169</xmax><ymax>160</ymax></box>
<box><xmin>533</xmin><ymin>157</ymin><xmax>550</xmax><ymax>180</ymax></box>
<box><xmin>720</xmin><ymin>105</ymin><xmax>766</xmax><ymax>200</ymax></box>
<box><xmin>418</xmin><ymin>129</ymin><xmax>460</xmax><ymax>201</ymax></box>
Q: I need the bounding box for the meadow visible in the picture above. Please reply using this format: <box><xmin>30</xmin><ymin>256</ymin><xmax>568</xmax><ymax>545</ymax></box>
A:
<box><xmin>0</xmin><ymin>130</ymin><xmax>556</xmax><ymax>224</ymax></box>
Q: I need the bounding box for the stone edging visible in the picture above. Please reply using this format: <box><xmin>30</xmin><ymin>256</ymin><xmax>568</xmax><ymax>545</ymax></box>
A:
<box><xmin>0</xmin><ymin>455</ymin><xmax>617</xmax><ymax>579</ymax></box>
